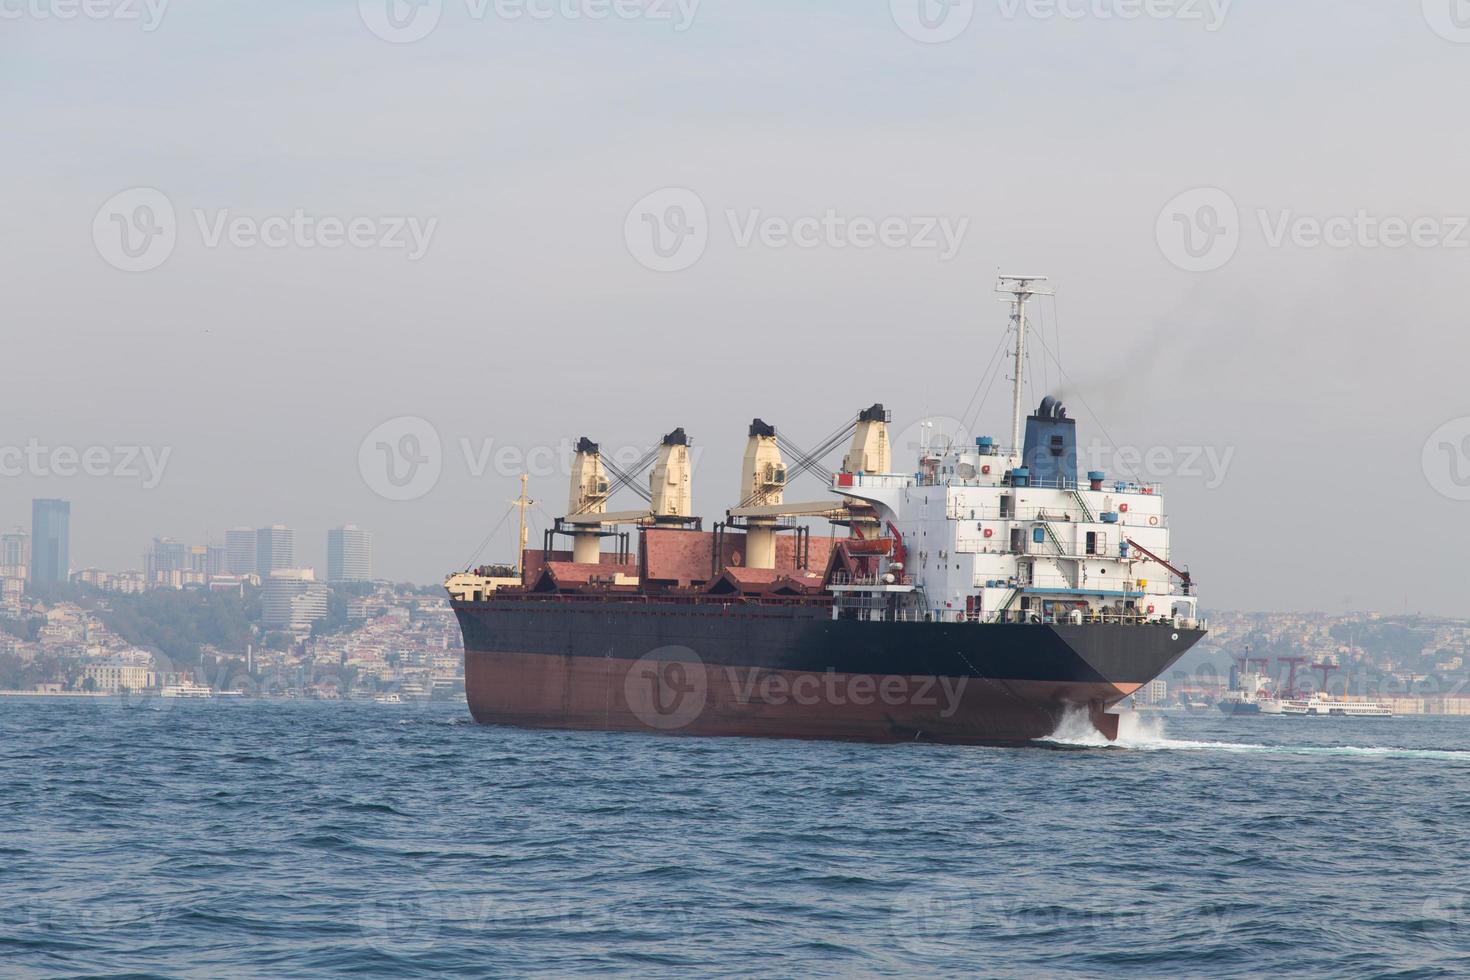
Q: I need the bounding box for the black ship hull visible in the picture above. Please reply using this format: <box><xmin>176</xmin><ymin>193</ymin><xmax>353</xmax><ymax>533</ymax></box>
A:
<box><xmin>452</xmin><ymin>599</ymin><xmax>1205</xmax><ymax>745</ymax></box>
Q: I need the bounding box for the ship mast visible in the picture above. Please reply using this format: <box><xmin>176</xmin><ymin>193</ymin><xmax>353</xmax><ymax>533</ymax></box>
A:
<box><xmin>996</xmin><ymin>275</ymin><xmax>1052</xmax><ymax>453</ymax></box>
<box><xmin>513</xmin><ymin>473</ymin><xmax>535</xmax><ymax>576</ymax></box>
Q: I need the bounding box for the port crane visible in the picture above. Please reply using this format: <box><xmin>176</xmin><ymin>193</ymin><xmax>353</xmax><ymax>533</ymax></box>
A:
<box><xmin>1276</xmin><ymin>656</ymin><xmax>1311</xmax><ymax>698</ymax></box>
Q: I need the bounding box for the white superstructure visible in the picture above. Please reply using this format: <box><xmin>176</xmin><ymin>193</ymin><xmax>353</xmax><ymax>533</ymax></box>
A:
<box><xmin>827</xmin><ymin>276</ymin><xmax>1201</xmax><ymax>629</ymax></box>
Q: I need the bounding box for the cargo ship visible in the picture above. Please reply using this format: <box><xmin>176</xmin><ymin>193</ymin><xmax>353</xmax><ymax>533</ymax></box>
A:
<box><xmin>447</xmin><ymin>276</ymin><xmax>1207</xmax><ymax>744</ymax></box>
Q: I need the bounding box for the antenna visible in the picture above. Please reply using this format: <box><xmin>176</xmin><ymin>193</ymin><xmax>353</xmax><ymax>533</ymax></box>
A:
<box><xmin>996</xmin><ymin>275</ymin><xmax>1053</xmax><ymax>454</ymax></box>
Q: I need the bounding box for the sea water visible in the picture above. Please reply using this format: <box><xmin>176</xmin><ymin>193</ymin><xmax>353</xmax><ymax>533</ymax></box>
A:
<box><xmin>3</xmin><ymin>698</ymin><xmax>1469</xmax><ymax>978</ymax></box>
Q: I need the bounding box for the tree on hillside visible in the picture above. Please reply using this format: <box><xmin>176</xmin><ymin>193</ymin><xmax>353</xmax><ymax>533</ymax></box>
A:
<box><xmin>99</xmin><ymin>589</ymin><xmax>253</xmax><ymax>665</ymax></box>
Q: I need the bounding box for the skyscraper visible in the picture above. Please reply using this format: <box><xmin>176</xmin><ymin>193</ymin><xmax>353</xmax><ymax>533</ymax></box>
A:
<box><xmin>30</xmin><ymin>499</ymin><xmax>70</xmax><ymax>587</ymax></box>
<box><xmin>326</xmin><ymin>525</ymin><xmax>372</xmax><ymax>583</ymax></box>
<box><xmin>225</xmin><ymin>527</ymin><xmax>256</xmax><ymax>575</ymax></box>
<box><xmin>146</xmin><ymin>537</ymin><xmax>192</xmax><ymax>584</ymax></box>
<box><xmin>255</xmin><ymin>526</ymin><xmax>294</xmax><ymax>577</ymax></box>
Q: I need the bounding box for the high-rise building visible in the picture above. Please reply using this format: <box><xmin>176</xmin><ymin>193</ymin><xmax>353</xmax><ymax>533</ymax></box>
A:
<box><xmin>0</xmin><ymin>528</ymin><xmax>29</xmax><ymax>579</ymax></box>
<box><xmin>1141</xmin><ymin>679</ymin><xmax>1169</xmax><ymax>706</ymax></box>
<box><xmin>144</xmin><ymin>537</ymin><xmax>220</xmax><ymax>589</ymax></box>
<box><xmin>30</xmin><ymin>499</ymin><xmax>70</xmax><ymax>587</ymax></box>
<box><xmin>255</xmin><ymin>525</ymin><xmax>294</xmax><ymax>577</ymax></box>
<box><xmin>146</xmin><ymin>537</ymin><xmax>192</xmax><ymax>585</ymax></box>
<box><xmin>144</xmin><ymin>537</ymin><xmax>227</xmax><ymax>588</ymax></box>
<box><xmin>261</xmin><ymin>568</ymin><xmax>330</xmax><ymax>630</ymax></box>
<box><xmin>225</xmin><ymin>527</ymin><xmax>255</xmax><ymax>575</ymax></box>
<box><xmin>326</xmin><ymin>525</ymin><xmax>372</xmax><ymax>583</ymax></box>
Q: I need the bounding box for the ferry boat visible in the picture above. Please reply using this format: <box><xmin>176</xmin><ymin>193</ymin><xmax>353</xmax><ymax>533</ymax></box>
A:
<box><xmin>1260</xmin><ymin>695</ymin><xmax>1392</xmax><ymax>718</ymax></box>
<box><xmin>447</xmin><ymin>276</ymin><xmax>1207</xmax><ymax>744</ymax></box>
<box><xmin>374</xmin><ymin>693</ymin><xmax>405</xmax><ymax>705</ymax></box>
<box><xmin>161</xmin><ymin>681</ymin><xmax>215</xmax><ymax>699</ymax></box>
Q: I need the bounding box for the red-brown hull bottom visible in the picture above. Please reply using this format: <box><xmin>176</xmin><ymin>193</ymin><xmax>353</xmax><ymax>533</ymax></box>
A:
<box><xmin>465</xmin><ymin>649</ymin><xmax>1130</xmax><ymax>746</ymax></box>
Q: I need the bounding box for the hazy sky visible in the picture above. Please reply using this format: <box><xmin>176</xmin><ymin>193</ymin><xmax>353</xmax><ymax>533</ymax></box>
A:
<box><xmin>4</xmin><ymin>1</ymin><xmax>1469</xmax><ymax>614</ymax></box>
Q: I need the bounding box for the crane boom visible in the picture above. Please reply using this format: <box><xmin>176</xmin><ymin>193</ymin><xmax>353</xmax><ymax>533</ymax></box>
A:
<box><xmin>1125</xmin><ymin>537</ymin><xmax>1193</xmax><ymax>593</ymax></box>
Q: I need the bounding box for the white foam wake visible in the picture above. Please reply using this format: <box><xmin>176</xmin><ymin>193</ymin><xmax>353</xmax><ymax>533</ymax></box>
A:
<box><xmin>1036</xmin><ymin>707</ymin><xmax>1470</xmax><ymax>762</ymax></box>
<box><xmin>1041</xmin><ymin>707</ymin><xmax>1175</xmax><ymax>749</ymax></box>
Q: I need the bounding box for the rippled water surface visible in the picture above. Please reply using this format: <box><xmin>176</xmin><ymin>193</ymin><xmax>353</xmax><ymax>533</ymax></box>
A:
<box><xmin>4</xmin><ymin>698</ymin><xmax>1470</xmax><ymax>978</ymax></box>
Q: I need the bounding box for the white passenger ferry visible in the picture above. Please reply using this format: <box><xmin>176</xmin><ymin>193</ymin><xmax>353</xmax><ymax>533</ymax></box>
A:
<box><xmin>161</xmin><ymin>681</ymin><xmax>215</xmax><ymax>699</ymax></box>
<box><xmin>1259</xmin><ymin>695</ymin><xmax>1393</xmax><ymax>718</ymax></box>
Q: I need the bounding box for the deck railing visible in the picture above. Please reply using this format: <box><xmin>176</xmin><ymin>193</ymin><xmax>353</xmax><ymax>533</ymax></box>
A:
<box><xmin>947</xmin><ymin>503</ymin><xmax>1168</xmax><ymax>527</ymax></box>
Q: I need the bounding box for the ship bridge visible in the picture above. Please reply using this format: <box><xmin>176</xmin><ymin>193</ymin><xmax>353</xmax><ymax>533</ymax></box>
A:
<box><xmin>825</xmin><ymin>278</ymin><xmax>1199</xmax><ymax>630</ymax></box>
<box><xmin>831</xmin><ymin>399</ymin><xmax>1196</xmax><ymax>628</ymax></box>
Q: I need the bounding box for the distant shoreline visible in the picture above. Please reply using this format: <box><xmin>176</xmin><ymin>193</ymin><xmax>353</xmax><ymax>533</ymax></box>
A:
<box><xmin>0</xmin><ymin>690</ymin><xmax>466</xmax><ymax>704</ymax></box>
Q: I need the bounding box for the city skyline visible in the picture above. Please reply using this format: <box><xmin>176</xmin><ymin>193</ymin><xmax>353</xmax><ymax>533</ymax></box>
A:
<box><xmin>0</xmin><ymin>500</ymin><xmax>389</xmax><ymax>589</ymax></box>
<box><xmin>0</xmin><ymin>492</ymin><xmax>1459</xmax><ymax>617</ymax></box>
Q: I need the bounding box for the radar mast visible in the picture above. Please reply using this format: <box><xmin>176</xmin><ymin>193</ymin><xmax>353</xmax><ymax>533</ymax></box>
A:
<box><xmin>996</xmin><ymin>275</ymin><xmax>1053</xmax><ymax>454</ymax></box>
